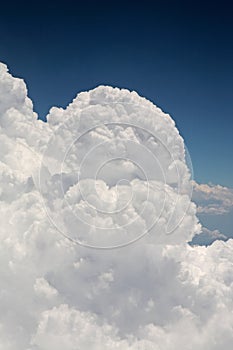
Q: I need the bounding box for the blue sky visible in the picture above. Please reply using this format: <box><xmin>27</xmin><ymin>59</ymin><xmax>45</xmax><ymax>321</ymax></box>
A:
<box><xmin>0</xmin><ymin>0</ymin><xmax>232</xmax><ymax>187</ymax></box>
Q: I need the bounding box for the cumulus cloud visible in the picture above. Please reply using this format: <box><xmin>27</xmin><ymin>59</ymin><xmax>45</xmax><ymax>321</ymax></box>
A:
<box><xmin>192</xmin><ymin>181</ymin><xmax>233</xmax><ymax>215</ymax></box>
<box><xmin>0</xmin><ymin>63</ymin><xmax>233</xmax><ymax>350</ymax></box>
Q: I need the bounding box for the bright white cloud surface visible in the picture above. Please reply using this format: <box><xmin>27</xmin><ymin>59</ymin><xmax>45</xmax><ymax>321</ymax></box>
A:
<box><xmin>0</xmin><ymin>63</ymin><xmax>232</xmax><ymax>350</ymax></box>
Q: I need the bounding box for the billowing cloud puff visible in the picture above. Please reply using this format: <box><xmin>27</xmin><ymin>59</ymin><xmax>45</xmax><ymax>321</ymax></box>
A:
<box><xmin>0</xmin><ymin>63</ymin><xmax>233</xmax><ymax>350</ymax></box>
<box><xmin>40</xmin><ymin>81</ymin><xmax>200</xmax><ymax>247</ymax></box>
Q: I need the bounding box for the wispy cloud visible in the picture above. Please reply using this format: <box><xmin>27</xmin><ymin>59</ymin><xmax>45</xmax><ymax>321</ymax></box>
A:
<box><xmin>191</xmin><ymin>227</ymin><xmax>227</xmax><ymax>246</ymax></box>
<box><xmin>192</xmin><ymin>181</ymin><xmax>233</xmax><ymax>215</ymax></box>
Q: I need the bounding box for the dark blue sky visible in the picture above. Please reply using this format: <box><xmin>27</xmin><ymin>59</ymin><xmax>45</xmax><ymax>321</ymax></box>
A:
<box><xmin>0</xmin><ymin>0</ymin><xmax>232</xmax><ymax>187</ymax></box>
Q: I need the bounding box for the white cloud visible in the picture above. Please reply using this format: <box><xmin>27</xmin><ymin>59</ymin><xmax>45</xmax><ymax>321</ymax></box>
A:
<box><xmin>34</xmin><ymin>277</ymin><xmax>58</xmax><ymax>298</ymax></box>
<box><xmin>192</xmin><ymin>181</ymin><xmax>233</xmax><ymax>215</ymax></box>
<box><xmin>0</xmin><ymin>63</ymin><xmax>233</xmax><ymax>350</ymax></box>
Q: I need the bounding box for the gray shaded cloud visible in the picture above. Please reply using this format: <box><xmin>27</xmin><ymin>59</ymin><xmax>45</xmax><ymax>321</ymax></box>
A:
<box><xmin>191</xmin><ymin>227</ymin><xmax>227</xmax><ymax>246</ymax></box>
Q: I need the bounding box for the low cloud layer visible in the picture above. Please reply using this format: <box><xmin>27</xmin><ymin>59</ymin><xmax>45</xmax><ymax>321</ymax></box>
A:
<box><xmin>0</xmin><ymin>63</ymin><xmax>233</xmax><ymax>350</ymax></box>
<box><xmin>192</xmin><ymin>181</ymin><xmax>233</xmax><ymax>215</ymax></box>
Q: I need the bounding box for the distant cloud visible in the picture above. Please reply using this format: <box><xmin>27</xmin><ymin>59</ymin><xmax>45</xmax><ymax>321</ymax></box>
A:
<box><xmin>192</xmin><ymin>181</ymin><xmax>233</xmax><ymax>215</ymax></box>
<box><xmin>191</xmin><ymin>227</ymin><xmax>227</xmax><ymax>246</ymax></box>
